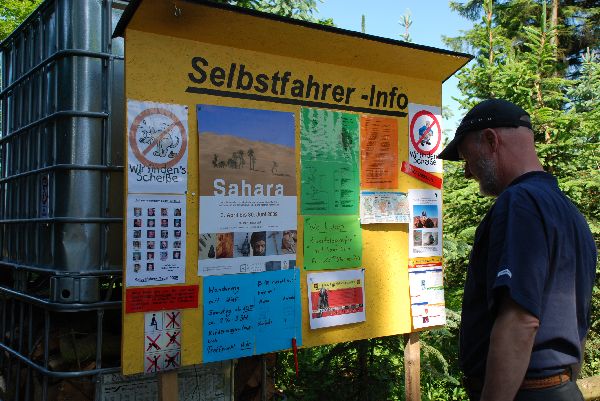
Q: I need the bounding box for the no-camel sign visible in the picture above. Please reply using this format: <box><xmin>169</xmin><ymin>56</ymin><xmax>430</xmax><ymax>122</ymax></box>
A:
<box><xmin>127</xmin><ymin>100</ymin><xmax>189</xmax><ymax>194</ymax></box>
<box><xmin>408</xmin><ymin>103</ymin><xmax>443</xmax><ymax>173</ymax></box>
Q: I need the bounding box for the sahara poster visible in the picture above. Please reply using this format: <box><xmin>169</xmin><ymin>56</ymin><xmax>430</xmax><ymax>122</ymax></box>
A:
<box><xmin>197</xmin><ymin>105</ymin><xmax>297</xmax><ymax>276</ymax></box>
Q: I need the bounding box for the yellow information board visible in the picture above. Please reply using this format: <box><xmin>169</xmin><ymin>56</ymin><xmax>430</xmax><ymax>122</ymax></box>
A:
<box><xmin>116</xmin><ymin>0</ymin><xmax>470</xmax><ymax>375</ymax></box>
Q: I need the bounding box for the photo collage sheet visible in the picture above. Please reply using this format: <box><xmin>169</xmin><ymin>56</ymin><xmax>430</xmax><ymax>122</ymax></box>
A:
<box><xmin>126</xmin><ymin>100</ymin><xmax>190</xmax><ymax>372</ymax></box>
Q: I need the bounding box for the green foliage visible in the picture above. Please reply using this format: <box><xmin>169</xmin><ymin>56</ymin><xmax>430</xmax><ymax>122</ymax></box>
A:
<box><xmin>211</xmin><ymin>0</ymin><xmax>334</xmax><ymax>25</ymax></box>
<box><xmin>0</xmin><ymin>0</ymin><xmax>42</xmax><ymax>41</ymax></box>
<box><xmin>274</xmin><ymin>336</ymin><xmax>405</xmax><ymax>401</ymax></box>
<box><xmin>274</xmin><ymin>327</ymin><xmax>467</xmax><ymax>400</ymax></box>
<box><xmin>443</xmin><ymin>0</ymin><xmax>600</xmax><ymax>384</ymax></box>
<box><xmin>446</xmin><ymin>0</ymin><xmax>600</xmax><ymax>69</ymax></box>
<box><xmin>399</xmin><ymin>9</ymin><xmax>413</xmax><ymax>42</ymax></box>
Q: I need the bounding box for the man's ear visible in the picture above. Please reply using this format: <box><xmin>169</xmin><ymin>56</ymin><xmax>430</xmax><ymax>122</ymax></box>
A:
<box><xmin>482</xmin><ymin>128</ymin><xmax>500</xmax><ymax>153</ymax></box>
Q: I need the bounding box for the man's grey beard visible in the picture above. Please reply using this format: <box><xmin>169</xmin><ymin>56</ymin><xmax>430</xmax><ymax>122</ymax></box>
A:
<box><xmin>477</xmin><ymin>157</ymin><xmax>500</xmax><ymax>197</ymax></box>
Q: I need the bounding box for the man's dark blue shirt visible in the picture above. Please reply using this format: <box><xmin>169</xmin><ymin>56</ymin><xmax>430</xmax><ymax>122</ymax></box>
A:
<box><xmin>459</xmin><ymin>171</ymin><xmax>597</xmax><ymax>378</ymax></box>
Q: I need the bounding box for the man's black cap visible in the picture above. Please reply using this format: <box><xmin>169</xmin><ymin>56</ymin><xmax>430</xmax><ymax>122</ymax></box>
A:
<box><xmin>438</xmin><ymin>99</ymin><xmax>532</xmax><ymax>161</ymax></box>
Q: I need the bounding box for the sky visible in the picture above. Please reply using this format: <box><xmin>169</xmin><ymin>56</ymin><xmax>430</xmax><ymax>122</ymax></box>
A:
<box><xmin>197</xmin><ymin>105</ymin><xmax>296</xmax><ymax>148</ymax></box>
<box><xmin>315</xmin><ymin>0</ymin><xmax>474</xmax><ymax>133</ymax></box>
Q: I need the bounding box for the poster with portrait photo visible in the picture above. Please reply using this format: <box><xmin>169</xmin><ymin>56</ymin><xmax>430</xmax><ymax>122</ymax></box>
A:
<box><xmin>197</xmin><ymin>105</ymin><xmax>297</xmax><ymax>276</ymax></box>
<box><xmin>126</xmin><ymin>194</ymin><xmax>187</xmax><ymax>287</ymax></box>
<box><xmin>408</xmin><ymin>189</ymin><xmax>442</xmax><ymax>258</ymax></box>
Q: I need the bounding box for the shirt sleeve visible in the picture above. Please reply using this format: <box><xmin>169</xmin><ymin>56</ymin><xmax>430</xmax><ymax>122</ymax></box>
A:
<box><xmin>485</xmin><ymin>191</ymin><xmax>549</xmax><ymax>318</ymax></box>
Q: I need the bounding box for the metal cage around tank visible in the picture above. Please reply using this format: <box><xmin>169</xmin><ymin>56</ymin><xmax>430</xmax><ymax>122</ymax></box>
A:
<box><xmin>0</xmin><ymin>0</ymin><xmax>126</xmax><ymax>399</ymax></box>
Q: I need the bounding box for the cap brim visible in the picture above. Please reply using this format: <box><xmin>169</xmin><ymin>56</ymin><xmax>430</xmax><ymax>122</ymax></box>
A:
<box><xmin>438</xmin><ymin>136</ymin><xmax>461</xmax><ymax>161</ymax></box>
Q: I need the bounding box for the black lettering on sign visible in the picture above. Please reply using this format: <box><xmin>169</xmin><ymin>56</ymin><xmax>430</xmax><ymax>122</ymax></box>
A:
<box><xmin>186</xmin><ymin>55</ymin><xmax>409</xmax><ymax>117</ymax></box>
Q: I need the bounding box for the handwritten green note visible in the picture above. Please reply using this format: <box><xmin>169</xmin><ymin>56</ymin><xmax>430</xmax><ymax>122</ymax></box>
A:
<box><xmin>303</xmin><ymin>215</ymin><xmax>362</xmax><ymax>270</ymax></box>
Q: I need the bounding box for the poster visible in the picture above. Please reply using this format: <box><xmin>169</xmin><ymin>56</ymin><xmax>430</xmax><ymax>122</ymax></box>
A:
<box><xmin>359</xmin><ymin>191</ymin><xmax>409</xmax><ymax>224</ymax></box>
<box><xmin>303</xmin><ymin>215</ymin><xmax>362</xmax><ymax>270</ymax></box>
<box><xmin>408</xmin><ymin>189</ymin><xmax>442</xmax><ymax>258</ymax></box>
<box><xmin>144</xmin><ymin>310</ymin><xmax>182</xmax><ymax>373</ymax></box>
<box><xmin>126</xmin><ymin>194</ymin><xmax>186</xmax><ymax>287</ymax></box>
<box><xmin>408</xmin><ymin>262</ymin><xmax>446</xmax><ymax>329</ymax></box>
<box><xmin>125</xmin><ymin>285</ymin><xmax>198</xmax><ymax>313</ymax></box>
<box><xmin>360</xmin><ymin>115</ymin><xmax>398</xmax><ymax>189</ymax></box>
<box><xmin>197</xmin><ymin>105</ymin><xmax>297</xmax><ymax>276</ymax></box>
<box><xmin>408</xmin><ymin>103</ymin><xmax>443</xmax><ymax>173</ymax></box>
<box><xmin>300</xmin><ymin>108</ymin><xmax>359</xmax><ymax>215</ymax></box>
<box><xmin>127</xmin><ymin>100</ymin><xmax>189</xmax><ymax>194</ymax></box>
<box><xmin>203</xmin><ymin>269</ymin><xmax>302</xmax><ymax>363</ymax></box>
<box><xmin>100</xmin><ymin>363</ymin><xmax>231</xmax><ymax>401</ymax></box>
<box><xmin>307</xmin><ymin>269</ymin><xmax>366</xmax><ymax>329</ymax></box>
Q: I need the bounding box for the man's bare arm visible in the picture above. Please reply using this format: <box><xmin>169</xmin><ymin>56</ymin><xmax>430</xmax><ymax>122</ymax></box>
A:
<box><xmin>480</xmin><ymin>295</ymin><xmax>539</xmax><ymax>401</ymax></box>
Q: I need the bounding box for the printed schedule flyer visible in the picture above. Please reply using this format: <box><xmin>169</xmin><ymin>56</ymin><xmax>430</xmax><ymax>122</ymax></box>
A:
<box><xmin>360</xmin><ymin>115</ymin><xmax>398</xmax><ymax>189</ymax></box>
<box><xmin>408</xmin><ymin>261</ymin><xmax>446</xmax><ymax>329</ymax></box>
<box><xmin>300</xmin><ymin>108</ymin><xmax>360</xmax><ymax>215</ymax></box>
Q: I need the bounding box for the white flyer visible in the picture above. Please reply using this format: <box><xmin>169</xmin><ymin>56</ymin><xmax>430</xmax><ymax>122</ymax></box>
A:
<box><xmin>408</xmin><ymin>103</ymin><xmax>443</xmax><ymax>173</ymax></box>
<box><xmin>408</xmin><ymin>262</ymin><xmax>446</xmax><ymax>329</ymax></box>
<box><xmin>126</xmin><ymin>194</ymin><xmax>186</xmax><ymax>287</ymax></box>
<box><xmin>408</xmin><ymin>189</ymin><xmax>442</xmax><ymax>258</ymax></box>
<box><xmin>127</xmin><ymin>99</ymin><xmax>189</xmax><ymax>194</ymax></box>
<box><xmin>359</xmin><ymin>191</ymin><xmax>409</xmax><ymax>224</ymax></box>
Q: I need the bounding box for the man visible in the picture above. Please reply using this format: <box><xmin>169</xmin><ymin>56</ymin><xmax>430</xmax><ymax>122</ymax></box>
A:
<box><xmin>281</xmin><ymin>230</ymin><xmax>297</xmax><ymax>254</ymax></box>
<box><xmin>419</xmin><ymin>120</ymin><xmax>433</xmax><ymax>146</ymax></box>
<box><xmin>418</xmin><ymin>211</ymin><xmax>435</xmax><ymax>228</ymax></box>
<box><xmin>250</xmin><ymin>231</ymin><xmax>266</xmax><ymax>256</ymax></box>
<box><xmin>438</xmin><ymin>99</ymin><xmax>596</xmax><ymax>401</ymax></box>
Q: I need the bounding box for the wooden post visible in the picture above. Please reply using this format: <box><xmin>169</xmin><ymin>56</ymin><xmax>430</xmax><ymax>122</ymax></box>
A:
<box><xmin>261</xmin><ymin>355</ymin><xmax>268</xmax><ymax>401</ymax></box>
<box><xmin>158</xmin><ymin>370</ymin><xmax>179</xmax><ymax>401</ymax></box>
<box><xmin>404</xmin><ymin>332</ymin><xmax>421</xmax><ymax>401</ymax></box>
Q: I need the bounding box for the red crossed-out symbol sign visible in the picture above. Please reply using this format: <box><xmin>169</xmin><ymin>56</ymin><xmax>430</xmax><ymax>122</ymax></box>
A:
<box><xmin>409</xmin><ymin>110</ymin><xmax>442</xmax><ymax>156</ymax></box>
<box><xmin>146</xmin><ymin>354</ymin><xmax>161</xmax><ymax>373</ymax></box>
<box><xmin>166</xmin><ymin>331</ymin><xmax>181</xmax><ymax>347</ymax></box>
<box><xmin>164</xmin><ymin>352</ymin><xmax>180</xmax><ymax>369</ymax></box>
<box><xmin>165</xmin><ymin>311</ymin><xmax>181</xmax><ymax>329</ymax></box>
<box><xmin>129</xmin><ymin>107</ymin><xmax>188</xmax><ymax>169</ymax></box>
<box><xmin>146</xmin><ymin>334</ymin><xmax>161</xmax><ymax>351</ymax></box>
